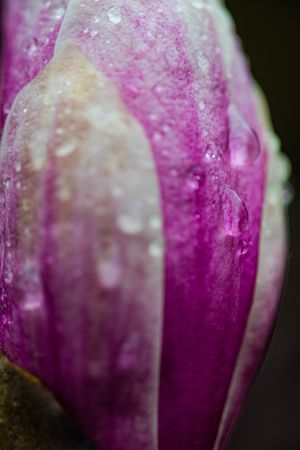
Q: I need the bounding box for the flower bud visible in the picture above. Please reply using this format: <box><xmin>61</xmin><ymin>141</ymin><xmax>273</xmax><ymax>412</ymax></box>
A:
<box><xmin>0</xmin><ymin>1</ymin><xmax>288</xmax><ymax>449</ymax></box>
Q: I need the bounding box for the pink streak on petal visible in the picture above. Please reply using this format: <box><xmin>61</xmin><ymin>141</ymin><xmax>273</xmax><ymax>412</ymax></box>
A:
<box><xmin>57</xmin><ymin>1</ymin><xmax>267</xmax><ymax>448</ymax></box>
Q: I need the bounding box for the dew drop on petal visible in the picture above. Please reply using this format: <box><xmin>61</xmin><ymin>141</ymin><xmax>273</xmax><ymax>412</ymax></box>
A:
<box><xmin>204</xmin><ymin>145</ymin><xmax>218</xmax><ymax>163</ymax></box>
<box><xmin>22</xmin><ymin>37</ymin><xmax>38</xmax><ymax>57</ymax></box>
<box><xmin>149</xmin><ymin>242</ymin><xmax>163</xmax><ymax>258</ymax></box>
<box><xmin>107</xmin><ymin>6</ymin><xmax>122</xmax><ymax>24</ymax></box>
<box><xmin>228</xmin><ymin>104</ymin><xmax>260</xmax><ymax>166</ymax></box>
<box><xmin>199</xmin><ymin>100</ymin><xmax>205</xmax><ymax>111</ymax></box>
<box><xmin>97</xmin><ymin>260</ymin><xmax>122</xmax><ymax>290</ymax></box>
<box><xmin>149</xmin><ymin>216</ymin><xmax>162</xmax><ymax>230</ymax></box>
<box><xmin>22</xmin><ymin>294</ymin><xmax>42</xmax><ymax>312</ymax></box>
<box><xmin>55</xmin><ymin>140</ymin><xmax>76</xmax><ymax>158</ymax></box>
<box><xmin>238</xmin><ymin>239</ymin><xmax>249</xmax><ymax>256</ymax></box>
<box><xmin>117</xmin><ymin>214</ymin><xmax>143</xmax><ymax>235</ymax></box>
<box><xmin>52</xmin><ymin>6</ymin><xmax>65</xmax><ymax>20</ymax></box>
<box><xmin>15</xmin><ymin>162</ymin><xmax>22</xmax><ymax>173</ymax></box>
<box><xmin>4</xmin><ymin>270</ymin><xmax>13</xmax><ymax>285</ymax></box>
<box><xmin>222</xmin><ymin>186</ymin><xmax>249</xmax><ymax>237</ymax></box>
<box><xmin>90</xmin><ymin>29</ymin><xmax>99</xmax><ymax>37</ymax></box>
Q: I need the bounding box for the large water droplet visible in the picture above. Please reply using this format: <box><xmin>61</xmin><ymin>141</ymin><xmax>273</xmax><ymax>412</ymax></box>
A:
<box><xmin>228</xmin><ymin>105</ymin><xmax>260</xmax><ymax>166</ymax></box>
<box><xmin>107</xmin><ymin>6</ymin><xmax>122</xmax><ymax>24</ymax></box>
<box><xmin>222</xmin><ymin>186</ymin><xmax>249</xmax><ymax>237</ymax></box>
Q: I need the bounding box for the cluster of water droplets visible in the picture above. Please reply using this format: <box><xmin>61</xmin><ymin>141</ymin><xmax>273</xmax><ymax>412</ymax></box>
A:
<box><xmin>21</xmin><ymin>0</ymin><xmax>67</xmax><ymax>64</ymax></box>
<box><xmin>228</xmin><ymin>104</ymin><xmax>261</xmax><ymax>167</ymax></box>
<box><xmin>80</xmin><ymin>3</ymin><xmax>123</xmax><ymax>40</ymax></box>
<box><xmin>265</xmin><ymin>131</ymin><xmax>292</xmax><ymax>211</ymax></box>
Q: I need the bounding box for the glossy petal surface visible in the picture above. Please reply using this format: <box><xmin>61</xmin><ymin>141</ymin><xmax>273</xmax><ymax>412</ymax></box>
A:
<box><xmin>0</xmin><ymin>1</ymin><xmax>288</xmax><ymax>450</ymax></box>
<box><xmin>0</xmin><ymin>44</ymin><xmax>164</xmax><ymax>450</ymax></box>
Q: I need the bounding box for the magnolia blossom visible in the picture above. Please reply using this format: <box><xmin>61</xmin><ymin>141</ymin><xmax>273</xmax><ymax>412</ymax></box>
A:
<box><xmin>0</xmin><ymin>1</ymin><xmax>288</xmax><ymax>449</ymax></box>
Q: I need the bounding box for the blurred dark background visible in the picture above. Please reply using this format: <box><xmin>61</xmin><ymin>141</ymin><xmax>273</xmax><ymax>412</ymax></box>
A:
<box><xmin>226</xmin><ymin>1</ymin><xmax>300</xmax><ymax>449</ymax></box>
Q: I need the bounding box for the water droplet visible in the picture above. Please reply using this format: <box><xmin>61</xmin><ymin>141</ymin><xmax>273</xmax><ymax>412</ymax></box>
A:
<box><xmin>153</xmin><ymin>132</ymin><xmax>163</xmax><ymax>142</ymax></box>
<box><xmin>3</xmin><ymin>103</ymin><xmax>11</xmax><ymax>115</ymax></box>
<box><xmin>58</xmin><ymin>186</ymin><xmax>71</xmax><ymax>201</ymax></box>
<box><xmin>238</xmin><ymin>239</ymin><xmax>248</xmax><ymax>256</ymax></box>
<box><xmin>4</xmin><ymin>270</ymin><xmax>13</xmax><ymax>285</ymax></box>
<box><xmin>149</xmin><ymin>113</ymin><xmax>158</xmax><ymax>122</ymax></box>
<box><xmin>149</xmin><ymin>242</ymin><xmax>163</xmax><ymax>258</ymax></box>
<box><xmin>90</xmin><ymin>29</ymin><xmax>99</xmax><ymax>37</ymax></box>
<box><xmin>93</xmin><ymin>15</ymin><xmax>100</xmax><ymax>24</ymax></box>
<box><xmin>149</xmin><ymin>217</ymin><xmax>162</xmax><ymax>230</ymax></box>
<box><xmin>22</xmin><ymin>37</ymin><xmax>38</xmax><ymax>57</ymax></box>
<box><xmin>228</xmin><ymin>105</ymin><xmax>260</xmax><ymax>166</ymax></box>
<box><xmin>98</xmin><ymin>260</ymin><xmax>122</xmax><ymax>289</ymax></box>
<box><xmin>117</xmin><ymin>214</ymin><xmax>143</xmax><ymax>235</ymax></box>
<box><xmin>55</xmin><ymin>127</ymin><xmax>64</xmax><ymax>136</ymax></box>
<box><xmin>185</xmin><ymin>178</ymin><xmax>199</xmax><ymax>192</ymax></box>
<box><xmin>3</xmin><ymin>176</ymin><xmax>11</xmax><ymax>192</ymax></box>
<box><xmin>55</xmin><ymin>140</ymin><xmax>76</xmax><ymax>157</ymax></box>
<box><xmin>222</xmin><ymin>186</ymin><xmax>249</xmax><ymax>237</ymax></box>
<box><xmin>1</xmin><ymin>315</ymin><xmax>12</xmax><ymax>327</ymax></box>
<box><xmin>52</xmin><ymin>6</ymin><xmax>65</xmax><ymax>20</ymax></box>
<box><xmin>204</xmin><ymin>145</ymin><xmax>218</xmax><ymax>163</ymax></box>
<box><xmin>15</xmin><ymin>162</ymin><xmax>22</xmax><ymax>173</ymax></box>
<box><xmin>199</xmin><ymin>100</ymin><xmax>205</xmax><ymax>111</ymax></box>
<box><xmin>107</xmin><ymin>6</ymin><xmax>122</xmax><ymax>24</ymax></box>
<box><xmin>22</xmin><ymin>294</ymin><xmax>42</xmax><ymax>312</ymax></box>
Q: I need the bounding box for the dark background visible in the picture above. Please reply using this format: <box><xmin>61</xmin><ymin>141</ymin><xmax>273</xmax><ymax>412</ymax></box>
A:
<box><xmin>226</xmin><ymin>1</ymin><xmax>300</xmax><ymax>449</ymax></box>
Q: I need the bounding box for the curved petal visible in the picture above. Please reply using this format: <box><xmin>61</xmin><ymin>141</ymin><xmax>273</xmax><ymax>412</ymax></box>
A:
<box><xmin>0</xmin><ymin>1</ymin><xmax>288</xmax><ymax>449</ymax></box>
<box><xmin>0</xmin><ymin>0</ymin><xmax>70</xmax><ymax>130</ymax></box>
<box><xmin>0</xmin><ymin>44</ymin><xmax>164</xmax><ymax>450</ymax></box>
<box><xmin>56</xmin><ymin>1</ymin><xmax>270</xmax><ymax>448</ymax></box>
<box><xmin>213</xmin><ymin>88</ymin><xmax>288</xmax><ymax>450</ymax></box>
